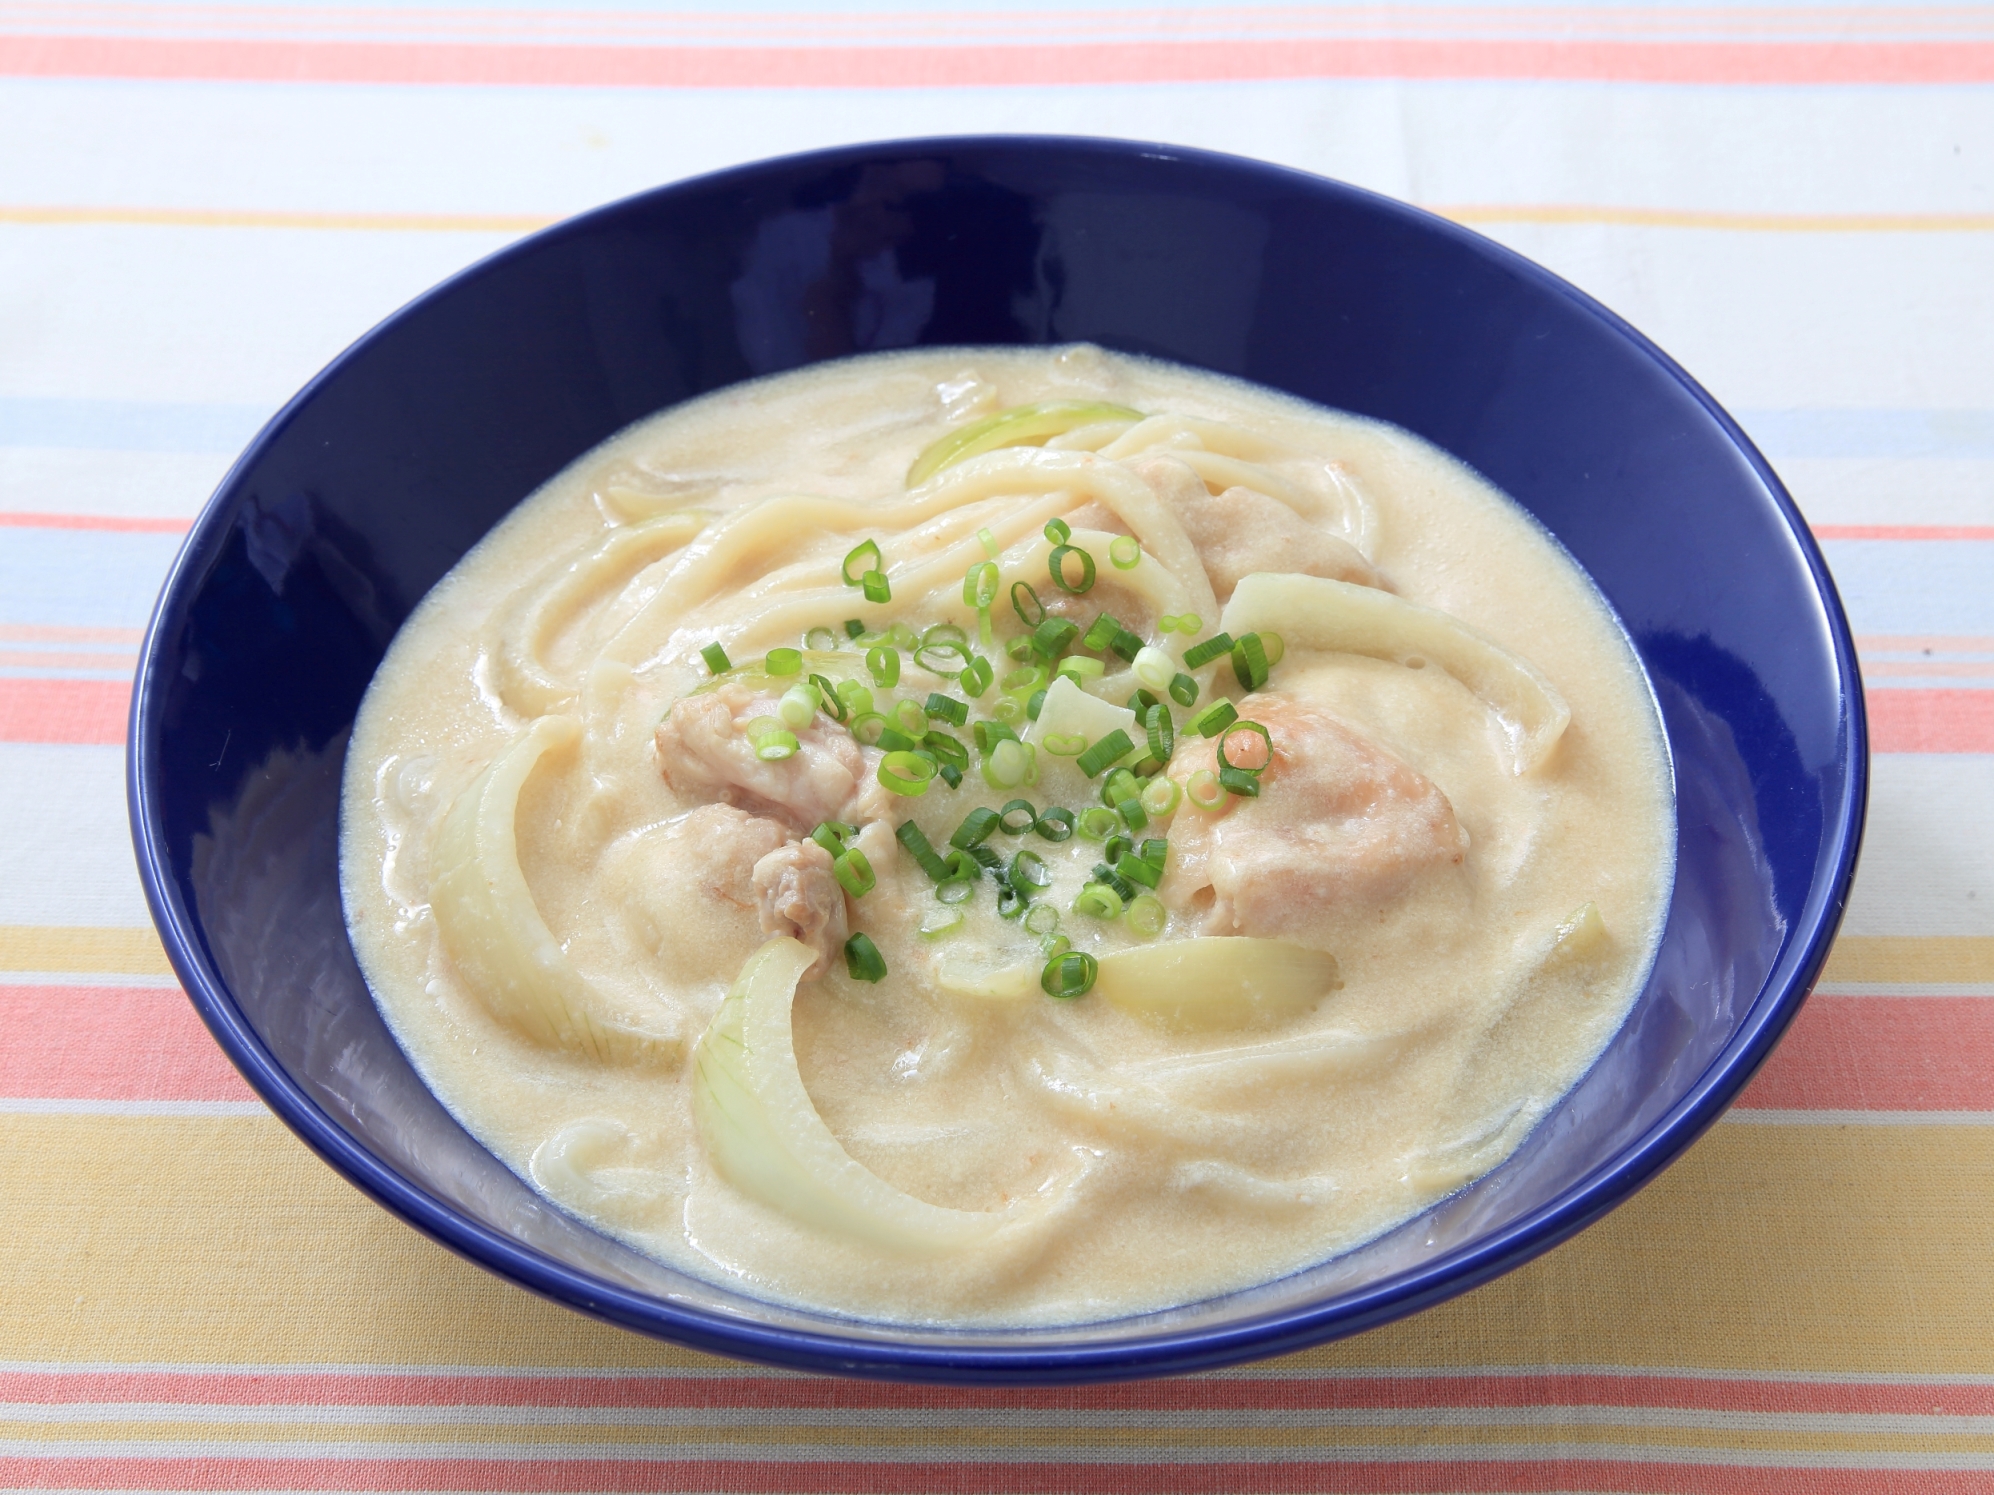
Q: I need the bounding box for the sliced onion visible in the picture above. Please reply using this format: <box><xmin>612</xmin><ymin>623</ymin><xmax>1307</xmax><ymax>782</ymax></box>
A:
<box><xmin>1093</xmin><ymin>936</ymin><xmax>1340</xmax><ymax>1032</ymax></box>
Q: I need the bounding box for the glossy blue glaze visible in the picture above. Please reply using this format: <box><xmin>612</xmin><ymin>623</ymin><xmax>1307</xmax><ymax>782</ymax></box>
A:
<box><xmin>128</xmin><ymin>138</ymin><xmax>1866</xmax><ymax>1384</ymax></box>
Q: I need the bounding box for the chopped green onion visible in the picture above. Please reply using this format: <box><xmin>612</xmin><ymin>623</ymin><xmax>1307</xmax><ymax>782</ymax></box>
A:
<box><xmin>1127</xmin><ymin>687</ymin><xmax>1160</xmax><ymax>714</ymax></box>
<box><xmin>866</xmin><ymin>644</ymin><xmax>900</xmax><ymax>688</ymax></box>
<box><xmin>959</xmin><ymin>655</ymin><xmax>994</xmax><ymax>697</ymax></box>
<box><xmin>810</xmin><ymin>820</ymin><xmax>854</xmax><ymax>856</ymax></box>
<box><xmin>1116</xmin><ymin>796</ymin><xmax>1148</xmax><ymax>834</ymax></box>
<box><xmin>964</xmin><ymin>560</ymin><xmax>1002</xmax><ymax>611</ymax></box>
<box><xmin>1219</xmin><ymin>765</ymin><xmax>1262</xmax><ymax>797</ymax></box>
<box><xmin>1186</xmin><ymin>768</ymin><xmax>1226</xmax><ymax>811</ymax></box>
<box><xmin>1026</xmin><ymin>688</ymin><xmax>1048</xmax><ymax>722</ymax></box>
<box><xmin>1044</xmin><ymin>517</ymin><xmax>1072</xmax><ymax>545</ymax></box>
<box><xmin>1041</xmin><ymin>950</ymin><xmax>1099</xmax><ymax>999</ymax></box>
<box><xmin>1188</xmin><ymin>699</ymin><xmax>1239</xmax><ymax>738</ymax></box>
<box><xmin>998</xmin><ymin>798</ymin><xmax>1039</xmax><ymax>835</ymax></box>
<box><xmin>978</xmin><ymin>526</ymin><xmax>1000</xmax><ymax>558</ymax></box>
<box><xmin>844</xmin><ymin>618</ymin><xmax>867</xmax><ymax>640</ymax></box>
<box><xmin>973</xmin><ymin>720</ymin><xmax>1018</xmax><ymax>755</ymax></box>
<box><xmin>1075</xmin><ymin>729</ymin><xmax>1134</xmax><ymax>778</ymax></box>
<box><xmin>1008</xmin><ymin>849</ymin><xmax>1053</xmax><ymax>896</ymax></box>
<box><xmin>1117</xmin><ymin>850</ymin><xmax>1161</xmax><ymax>889</ymax></box>
<box><xmin>700</xmin><ymin>642</ymin><xmax>731</xmax><ymax>675</ymax></box>
<box><xmin>1076</xmin><ymin>806</ymin><xmax>1120</xmax><ymax>841</ymax></box>
<box><xmin>921</xmin><ymin>622</ymin><xmax>968</xmax><ymax>650</ymax></box>
<box><xmin>873</xmin><ymin>725</ymin><xmax>919</xmax><ymax>753</ymax></box>
<box><xmin>1144</xmin><ymin>702</ymin><xmax>1174</xmax><ymax>763</ymax></box>
<box><xmin>1125</xmin><ymin>893</ymin><xmax>1167</xmax><ymax>938</ymax></box>
<box><xmin>936</xmin><ymin>875</ymin><xmax>977</xmax><ymax>906</ymax></box>
<box><xmin>926</xmin><ymin>693</ymin><xmax>968</xmax><ymax>727</ymax></box>
<box><xmin>889</xmin><ymin>621</ymin><xmax>919</xmax><ymax>650</ymax></box>
<box><xmin>922</xmin><ymin>731</ymin><xmax>969</xmax><ymax>772</ymax></box>
<box><xmin>967</xmin><ymin>843</ymin><xmax>1004</xmax><ymax>872</ymax></box>
<box><xmin>812</xmin><ymin>674</ymin><xmax>848</xmax><ymax>722</ymax></box>
<box><xmin>849</xmin><ymin>710</ymin><xmax>887</xmax><ymax>746</ymax></box>
<box><xmin>1109</xmin><ymin>535</ymin><xmax>1142</xmax><ymax>570</ymax></box>
<box><xmin>804</xmin><ymin>625</ymin><xmax>840</xmax><ymax>652</ymax></box>
<box><xmin>1102</xmin><ymin>834</ymin><xmax>1133</xmax><ymax>866</ymax></box>
<box><xmin>844</xmin><ymin>932</ymin><xmax>887</xmax><ymax>983</ymax></box>
<box><xmin>950</xmin><ymin>807</ymin><xmax>1001</xmax><ymax>849</ymax></box>
<box><xmin>861</xmin><ymin>569</ymin><xmax>891</xmax><ymax>604</ymax></box>
<box><xmin>1259</xmin><ymin>632</ymin><xmax>1285</xmax><ymax>668</ymax></box>
<box><xmin>1182</xmin><ymin>631</ymin><xmax>1235</xmax><ymax>670</ymax></box>
<box><xmin>878</xmin><ymin>750</ymin><xmax>935</xmax><ymax>796</ymax></box>
<box><xmin>832</xmin><ymin>847</ymin><xmax>876</xmax><ymax>898</ymax></box>
<box><xmin>942</xmin><ymin>848</ymin><xmax>982</xmax><ymax>883</ymax></box>
<box><xmin>837</xmin><ymin>680</ymin><xmax>874</xmax><ymax>717</ymax></box>
<box><xmin>748</xmin><ymin>718</ymin><xmax>798</xmax><ymax>760</ymax></box>
<box><xmin>1042</xmin><ymin>731</ymin><xmax>1088</xmax><ymax>757</ymax></box>
<box><xmin>1082</xmin><ymin>613</ymin><xmax>1122</xmax><ymax>652</ymax></box>
<box><xmin>920</xmin><ymin>906</ymin><xmax>965</xmax><ymax>939</ymax></box>
<box><xmin>1140</xmin><ymin>776</ymin><xmax>1181</xmax><ymax>818</ymax></box>
<box><xmin>1048</xmin><ymin>544</ymin><xmax>1096</xmax><ymax>595</ymax></box>
<box><xmin>1231</xmin><ymin>632</ymin><xmax>1271</xmax><ymax>690</ymax></box>
<box><xmin>766</xmin><ymin>647</ymin><xmax>802</xmax><ymax>676</ymax></box>
<box><xmin>1110</xmin><ymin>628</ymin><xmax>1144</xmax><ymax>662</ymax></box>
<box><xmin>1073</xmin><ymin>883</ymin><xmax>1124</xmax><ymax>920</ymax></box>
<box><xmin>1032</xmin><ymin>617</ymin><xmax>1079</xmax><ymax>659</ymax></box>
<box><xmin>1176</xmin><ymin>614</ymin><xmax>1203</xmax><ymax>636</ymax></box>
<box><xmin>1011</xmin><ymin>581</ymin><xmax>1045</xmax><ymax>629</ymax></box>
<box><xmin>938</xmin><ymin>764</ymin><xmax>963</xmax><ymax>789</ymax></box>
<box><xmin>1023</xmin><ymin>901</ymin><xmax>1060</xmax><ymax>937</ymax></box>
<box><xmin>1094</xmin><ymin>861</ymin><xmax>1139</xmax><ymax>903</ymax></box>
<box><xmin>1158</xmin><ymin>614</ymin><xmax>1182</xmax><ymax>634</ymax></box>
<box><xmin>842</xmin><ymin>539</ymin><xmax>881</xmax><ymax>587</ymax></box>
<box><xmin>895</xmin><ymin>820</ymin><xmax>950</xmax><ymax>881</ymax></box>
<box><xmin>982</xmin><ymin>737</ymin><xmax>1035</xmax><ymax>790</ymax></box>
<box><xmin>1217</xmin><ymin>720</ymin><xmax>1273</xmax><ymax>774</ymax></box>
<box><xmin>1139</xmin><ymin>837</ymin><xmax>1169</xmax><ymax>868</ymax></box>
<box><xmin>893</xmin><ymin>698</ymin><xmax>928</xmax><ymax>735</ymax></box>
<box><xmin>778</xmin><ymin>683</ymin><xmax>818</xmax><ymax>730</ymax></box>
<box><xmin>914</xmin><ymin>639</ymin><xmax>970</xmax><ymax>677</ymax></box>
<box><xmin>1034</xmin><ymin>806</ymin><xmax>1076</xmax><ymax>842</ymax></box>
<box><xmin>991</xmin><ymin>694</ymin><xmax>1024</xmax><ymax>725</ymax></box>
<box><xmin>1055</xmin><ymin>655</ymin><xmax>1105</xmax><ymax>683</ymax></box>
<box><xmin>1168</xmin><ymin>672</ymin><xmax>1199</xmax><ymax>709</ymax></box>
<box><xmin>1042</xmin><ymin>932</ymin><xmax>1071</xmax><ymax>961</ymax></box>
<box><xmin>1132</xmin><ymin>645</ymin><xmax>1174</xmax><ymax>693</ymax></box>
<box><xmin>1100</xmin><ymin>767</ymin><xmax>1141</xmax><ymax>809</ymax></box>
<box><xmin>996</xmin><ymin>883</ymin><xmax>1027</xmax><ymax>920</ymax></box>
<box><xmin>1002</xmin><ymin>661</ymin><xmax>1050</xmax><ymax>694</ymax></box>
<box><xmin>1003</xmin><ymin>635</ymin><xmax>1033</xmax><ymax>663</ymax></box>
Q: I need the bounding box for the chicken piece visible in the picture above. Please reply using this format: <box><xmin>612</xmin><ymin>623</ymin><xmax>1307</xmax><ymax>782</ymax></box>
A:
<box><xmin>753</xmin><ymin>838</ymin><xmax>850</xmax><ymax>979</ymax></box>
<box><xmin>1163</xmin><ymin>693</ymin><xmax>1466</xmax><ymax>946</ymax></box>
<box><xmin>1134</xmin><ymin>456</ymin><xmax>1385</xmax><ymax>600</ymax></box>
<box><xmin>656</xmin><ymin>681</ymin><xmax>868</xmax><ymax>832</ymax></box>
<box><xmin>596</xmin><ymin>804</ymin><xmax>792</xmax><ymax>990</ymax></box>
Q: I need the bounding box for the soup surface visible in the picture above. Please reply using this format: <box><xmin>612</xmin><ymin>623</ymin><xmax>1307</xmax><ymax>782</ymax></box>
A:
<box><xmin>340</xmin><ymin>346</ymin><xmax>1674</xmax><ymax>1326</ymax></box>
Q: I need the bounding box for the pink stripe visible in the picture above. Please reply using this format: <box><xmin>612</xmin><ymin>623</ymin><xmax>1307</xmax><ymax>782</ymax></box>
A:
<box><xmin>1866</xmin><ymin>688</ymin><xmax>1994</xmax><ymax>753</ymax></box>
<box><xmin>0</xmin><ymin>511</ymin><xmax>192</xmax><ymax>533</ymax></box>
<box><xmin>0</xmin><ymin>985</ymin><xmax>251</xmax><ymax>1103</ymax></box>
<box><xmin>1815</xmin><ymin>524</ymin><xmax>1994</xmax><ymax>541</ymax></box>
<box><xmin>0</xmin><ymin>1457</ymin><xmax>1984</xmax><ymax>1494</ymax></box>
<box><xmin>1738</xmin><ymin>996</ymin><xmax>1994</xmax><ymax>1112</ymax></box>
<box><xmin>0</xmin><ymin>678</ymin><xmax>129</xmax><ymax>743</ymax></box>
<box><xmin>4</xmin><ymin>1367</ymin><xmax>1994</xmax><ymax>1416</ymax></box>
<box><xmin>4</xmin><ymin>33</ymin><xmax>1993</xmax><ymax>86</ymax></box>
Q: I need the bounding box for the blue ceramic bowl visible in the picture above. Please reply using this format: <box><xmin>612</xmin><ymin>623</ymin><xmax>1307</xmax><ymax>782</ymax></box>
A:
<box><xmin>128</xmin><ymin>137</ymin><xmax>1865</xmax><ymax>1383</ymax></box>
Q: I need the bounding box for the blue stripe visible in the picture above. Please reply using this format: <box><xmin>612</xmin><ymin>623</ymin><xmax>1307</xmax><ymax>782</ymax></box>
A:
<box><xmin>1819</xmin><ymin>538</ymin><xmax>1994</xmax><ymax>638</ymax></box>
<box><xmin>1738</xmin><ymin>409</ymin><xmax>1994</xmax><ymax>462</ymax></box>
<box><xmin>0</xmin><ymin>398</ymin><xmax>270</xmax><ymax>455</ymax></box>
<box><xmin>0</xmin><ymin>530</ymin><xmax>185</xmax><ymax>631</ymax></box>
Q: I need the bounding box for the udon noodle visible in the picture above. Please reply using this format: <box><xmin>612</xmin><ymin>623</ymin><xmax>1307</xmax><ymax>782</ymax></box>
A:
<box><xmin>340</xmin><ymin>345</ymin><xmax>1674</xmax><ymax>1325</ymax></box>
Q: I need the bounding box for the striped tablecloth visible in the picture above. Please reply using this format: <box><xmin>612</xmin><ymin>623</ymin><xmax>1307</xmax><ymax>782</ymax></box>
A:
<box><xmin>3</xmin><ymin>5</ymin><xmax>1991</xmax><ymax>1491</ymax></box>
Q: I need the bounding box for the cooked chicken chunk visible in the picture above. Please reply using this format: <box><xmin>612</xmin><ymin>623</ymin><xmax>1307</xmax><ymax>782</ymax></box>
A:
<box><xmin>753</xmin><ymin>838</ymin><xmax>850</xmax><ymax>978</ymax></box>
<box><xmin>1163</xmin><ymin>693</ymin><xmax>1466</xmax><ymax>946</ymax></box>
<box><xmin>656</xmin><ymin>681</ymin><xmax>867</xmax><ymax>832</ymax></box>
<box><xmin>1135</xmin><ymin>456</ymin><xmax>1385</xmax><ymax>600</ymax></box>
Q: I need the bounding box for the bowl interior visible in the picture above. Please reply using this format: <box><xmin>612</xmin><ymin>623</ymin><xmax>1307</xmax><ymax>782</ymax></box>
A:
<box><xmin>131</xmin><ymin>138</ymin><xmax>1863</xmax><ymax>1382</ymax></box>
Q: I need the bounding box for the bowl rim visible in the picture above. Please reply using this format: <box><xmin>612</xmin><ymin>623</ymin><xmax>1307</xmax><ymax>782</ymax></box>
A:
<box><xmin>127</xmin><ymin>132</ymin><xmax>1868</xmax><ymax>1384</ymax></box>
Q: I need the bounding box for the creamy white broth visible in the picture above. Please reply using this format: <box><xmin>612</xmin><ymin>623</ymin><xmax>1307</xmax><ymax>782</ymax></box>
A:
<box><xmin>340</xmin><ymin>345</ymin><xmax>1673</xmax><ymax>1325</ymax></box>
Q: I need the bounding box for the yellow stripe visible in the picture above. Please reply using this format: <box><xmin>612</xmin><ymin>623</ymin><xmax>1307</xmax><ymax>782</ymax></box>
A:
<box><xmin>0</xmin><ymin>925</ymin><xmax>172</xmax><ymax>977</ymax></box>
<box><xmin>0</xmin><ymin>205</ymin><xmax>555</xmax><ymax>233</ymax></box>
<box><xmin>2</xmin><ymin>1114</ymin><xmax>1989</xmax><ymax>1375</ymax></box>
<box><xmin>1821</xmin><ymin>935</ymin><xmax>1994</xmax><ymax>985</ymax></box>
<box><xmin>1440</xmin><ymin>205</ymin><xmax>1994</xmax><ymax>234</ymax></box>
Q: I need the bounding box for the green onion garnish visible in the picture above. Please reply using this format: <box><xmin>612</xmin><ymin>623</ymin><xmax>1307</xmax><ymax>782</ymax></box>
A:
<box><xmin>1116</xmin><ymin>796</ymin><xmax>1148</xmax><ymax>834</ymax></box>
<box><xmin>766</xmin><ymin>647</ymin><xmax>802</xmax><ymax>676</ymax></box>
<box><xmin>873</xmin><ymin>725</ymin><xmax>919</xmax><ymax>754</ymax></box>
<box><xmin>1055</xmin><ymin>655</ymin><xmax>1105</xmax><ymax>683</ymax></box>
<box><xmin>878</xmin><ymin>750</ymin><xmax>936</xmax><ymax>796</ymax></box>
<box><xmin>1034</xmin><ymin>806</ymin><xmax>1076</xmax><ymax>842</ymax></box>
<box><xmin>893</xmin><ymin>699</ymin><xmax>928</xmax><ymax>735</ymax></box>
<box><xmin>1005</xmin><ymin>634</ymin><xmax>1035</xmax><ymax>663</ymax></box>
<box><xmin>849</xmin><ymin>710</ymin><xmax>887</xmax><ymax>746</ymax></box>
<box><xmin>812</xmin><ymin>674</ymin><xmax>848</xmax><ymax>722</ymax></box>
<box><xmin>1140</xmin><ymin>837</ymin><xmax>1169</xmax><ymax>868</ymax></box>
<box><xmin>804</xmin><ymin>625</ymin><xmax>840</xmax><ymax>651</ymax></box>
<box><xmin>778</xmin><ymin>683</ymin><xmax>818</xmax><ymax>730</ymax></box>
<box><xmin>926</xmin><ymin>693</ymin><xmax>968</xmax><ymax>727</ymax></box>
<box><xmin>1111</xmin><ymin>628</ymin><xmax>1143</xmax><ymax>662</ymax></box>
<box><xmin>1144</xmin><ymin>702</ymin><xmax>1174</xmax><ymax>763</ymax></box>
<box><xmin>1139</xmin><ymin>776</ymin><xmax>1181</xmax><ymax>818</ymax></box>
<box><xmin>1109</xmin><ymin>536</ymin><xmax>1141</xmax><ymax>570</ymax></box>
<box><xmin>1117</xmin><ymin>851</ymin><xmax>1161</xmax><ymax>889</ymax></box>
<box><xmin>1075</xmin><ymin>729</ymin><xmax>1133</xmax><ymax>778</ymax></box>
<box><xmin>998</xmin><ymin>799</ymin><xmax>1038</xmax><ymax>835</ymax></box>
<box><xmin>1023</xmin><ymin>902</ymin><xmax>1060</xmax><ymax>938</ymax></box>
<box><xmin>1041</xmin><ymin>949</ymin><xmax>1099</xmax><ymax>998</ymax></box>
<box><xmin>1186</xmin><ymin>768</ymin><xmax>1226</xmax><ymax>811</ymax></box>
<box><xmin>1217</xmin><ymin>720</ymin><xmax>1273</xmax><ymax>775</ymax></box>
<box><xmin>1002</xmin><ymin>661</ymin><xmax>1050</xmax><ymax>694</ymax></box>
<box><xmin>832</xmin><ymin>847</ymin><xmax>876</xmax><ymax>898</ymax></box>
<box><xmin>982</xmin><ymin>737</ymin><xmax>1035</xmax><ymax>791</ymax></box>
<box><xmin>959</xmin><ymin>655</ymin><xmax>994</xmax><ymax>697</ymax></box>
<box><xmin>1169</xmin><ymin>672</ymin><xmax>1199</xmax><ymax>708</ymax></box>
<box><xmin>996</xmin><ymin>883</ymin><xmax>1027</xmax><ymax>920</ymax></box>
<box><xmin>1100</xmin><ymin>767</ymin><xmax>1141</xmax><ymax>809</ymax></box>
<box><xmin>862</xmin><ymin>569</ymin><xmax>891</xmax><ymax>604</ymax></box>
<box><xmin>844</xmin><ymin>617</ymin><xmax>867</xmax><ymax>640</ymax></box>
<box><xmin>1260</xmin><ymin>632</ymin><xmax>1285</xmax><ymax>667</ymax></box>
<box><xmin>748</xmin><ymin>719</ymin><xmax>798</xmax><ymax>760</ymax></box>
<box><xmin>1181</xmin><ymin>631</ymin><xmax>1235</xmax><ymax>670</ymax></box>
<box><xmin>1076</xmin><ymin>806</ymin><xmax>1120</xmax><ymax>841</ymax></box>
<box><xmin>962</xmin><ymin>562</ymin><xmax>999</xmax><ymax>611</ymax></box>
<box><xmin>844</xmin><ymin>932</ymin><xmax>886</xmax><ymax>983</ymax></box>
<box><xmin>950</xmin><ymin>807</ymin><xmax>1000</xmax><ymax>849</ymax></box>
<box><xmin>1231</xmin><ymin>632</ymin><xmax>1271</xmax><ymax>690</ymax></box>
<box><xmin>922</xmin><ymin>731</ymin><xmax>969</xmax><ymax>772</ymax></box>
<box><xmin>1011</xmin><ymin>580</ymin><xmax>1045</xmax><ymax>629</ymax></box>
<box><xmin>1042</xmin><ymin>731</ymin><xmax>1088</xmax><ymax>756</ymax></box>
<box><xmin>1032</xmin><ymin>617</ymin><xmax>1079</xmax><ymax>660</ymax></box>
<box><xmin>915</xmin><ymin>640</ymin><xmax>970</xmax><ymax>678</ymax></box>
<box><xmin>921</xmin><ymin>906</ymin><xmax>966</xmax><ymax>938</ymax></box>
<box><xmin>1026</xmin><ymin>688</ymin><xmax>1048</xmax><ymax>721</ymax></box>
<box><xmin>1125</xmin><ymin>893</ymin><xmax>1167</xmax><ymax>938</ymax></box>
<box><xmin>943</xmin><ymin>848</ymin><xmax>982</xmax><ymax>883</ymax></box>
<box><xmin>1188</xmin><ymin>700</ymin><xmax>1239</xmax><ymax>738</ymax></box>
<box><xmin>810</xmin><ymin>820</ymin><xmax>854</xmax><ymax>856</ymax></box>
<box><xmin>1176</xmin><ymin>613</ymin><xmax>1203</xmax><ymax>636</ymax></box>
<box><xmin>896</xmin><ymin>820</ymin><xmax>950</xmax><ymax>881</ymax></box>
<box><xmin>1048</xmin><ymin>544</ymin><xmax>1096</xmax><ymax>595</ymax></box>
<box><xmin>1044</xmin><ymin>517</ymin><xmax>1071</xmax><ymax>545</ymax></box>
<box><xmin>978</xmin><ymin>526</ymin><xmax>1000</xmax><ymax>558</ymax></box>
<box><xmin>866</xmin><ymin>644</ymin><xmax>900</xmax><ymax>688</ymax></box>
<box><xmin>973</xmin><ymin>720</ymin><xmax>1018</xmax><ymax>755</ymax></box>
<box><xmin>700</xmin><ymin>642</ymin><xmax>731</xmax><ymax>674</ymax></box>
<box><xmin>1219</xmin><ymin>765</ymin><xmax>1261</xmax><ymax>797</ymax></box>
<box><xmin>837</xmin><ymin>679</ymin><xmax>875</xmax><ymax>717</ymax></box>
<box><xmin>967</xmin><ymin>843</ymin><xmax>1004</xmax><ymax>872</ymax></box>
<box><xmin>1072</xmin><ymin>883</ymin><xmax>1124</xmax><ymax>920</ymax></box>
<box><xmin>1008</xmin><ymin>849</ymin><xmax>1053</xmax><ymax>896</ymax></box>
<box><xmin>1102</xmin><ymin>834</ymin><xmax>1133</xmax><ymax>866</ymax></box>
<box><xmin>938</xmin><ymin>763</ymin><xmax>963</xmax><ymax>789</ymax></box>
<box><xmin>936</xmin><ymin>875</ymin><xmax>977</xmax><ymax>906</ymax></box>
<box><xmin>1132</xmin><ymin>645</ymin><xmax>1173</xmax><ymax>693</ymax></box>
<box><xmin>1093</xmin><ymin>862</ymin><xmax>1139</xmax><ymax>903</ymax></box>
<box><xmin>1083</xmin><ymin>613</ymin><xmax>1122</xmax><ymax>652</ymax></box>
<box><xmin>842</xmin><ymin>539</ymin><xmax>881</xmax><ymax>587</ymax></box>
